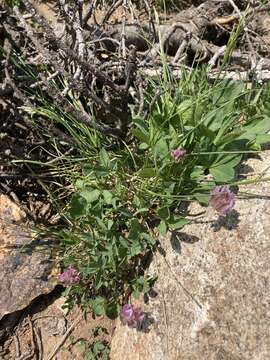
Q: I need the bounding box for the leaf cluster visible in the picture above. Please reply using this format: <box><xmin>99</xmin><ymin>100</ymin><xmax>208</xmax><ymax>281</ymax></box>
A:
<box><xmin>25</xmin><ymin>69</ymin><xmax>270</xmax><ymax>316</ymax></box>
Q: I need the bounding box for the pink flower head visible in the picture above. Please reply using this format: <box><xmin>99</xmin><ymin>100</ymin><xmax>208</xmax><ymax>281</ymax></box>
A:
<box><xmin>58</xmin><ymin>266</ymin><xmax>80</xmax><ymax>286</ymax></box>
<box><xmin>209</xmin><ymin>185</ymin><xmax>235</xmax><ymax>216</ymax></box>
<box><xmin>120</xmin><ymin>304</ymin><xmax>145</xmax><ymax>328</ymax></box>
<box><xmin>171</xmin><ymin>147</ymin><xmax>186</xmax><ymax>162</ymax></box>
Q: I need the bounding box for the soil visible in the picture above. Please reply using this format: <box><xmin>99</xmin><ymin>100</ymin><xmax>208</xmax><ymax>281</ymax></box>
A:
<box><xmin>0</xmin><ymin>289</ymin><xmax>114</xmax><ymax>360</ymax></box>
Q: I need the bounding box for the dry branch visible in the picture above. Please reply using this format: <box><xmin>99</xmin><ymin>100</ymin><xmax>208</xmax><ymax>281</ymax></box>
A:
<box><xmin>1</xmin><ymin>0</ymin><xmax>270</xmax><ymax>148</ymax></box>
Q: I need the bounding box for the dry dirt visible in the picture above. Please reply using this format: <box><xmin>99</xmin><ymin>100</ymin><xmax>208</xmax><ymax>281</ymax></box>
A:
<box><xmin>1</xmin><ymin>292</ymin><xmax>114</xmax><ymax>359</ymax></box>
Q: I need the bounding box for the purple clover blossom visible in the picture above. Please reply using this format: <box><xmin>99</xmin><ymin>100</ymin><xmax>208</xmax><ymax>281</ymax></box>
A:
<box><xmin>58</xmin><ymin>266</ymin><xmax>80</xmax><ymax>286</ymax></box>
<box><xmin>120</xmin><ymin>304</ymin><xmax>145</xmax><ymax>328</ymax></box>
<box><xmin>209</xmin><ymin>185</ymin><xmax>235</xmax><ymax>216</ymax></box>
<box><xmin>171</xmin><ymin>147</ymin><xmax>186</xmax><ymax>162</ymax></box>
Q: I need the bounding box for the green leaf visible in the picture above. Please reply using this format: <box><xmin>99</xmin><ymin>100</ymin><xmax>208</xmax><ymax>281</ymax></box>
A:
<box><xmin>255</xmin><ymin>134</ymin><xmax>270</xmax><ymax>146</ymax></box>
<box><xmin>119</xmin><ymin>208</ymin><xmax>132</xmax><ymax>218</ymax></box>
<box><xmin>138</xmin><ymin>167</ymin><xmax>156</xmax><ymax>178</ymax></box>
<box><xmin>69</xmin><ymin>194</ymin><xmax>87</xmax><ymax>218</ymax></box>
<box><xmin>132</xmin><ymin>276</ymin><xmax>151</xmax><ymax>296</ymax></box>
<box><xmin>75</xmin><ymin>179</ymin><xmax>85</xmax><ymax>190</ymax></box>
<box><xmin>190</xmin><ymin>166</ymin><xmax>204</xmax><ymax>180</ymax></box>
<box><xmin>210</xmin><ymin>163</ymin><xmax>235</xmax><ymax>182</ymax></box>
<box><xmin>214</xmin><ymin>128</ymin><xmax>245</xmax><ymax>147</ymax></box>
<box><xmin>85</xmin><ymin>351</ymin><xmax>95</xmax><ymax>360</ymax></box>
<box><xmin>91</xmin><ymin>297</ymin><xmax>107</xmax><ymax>316</ymax></box>
<box><xmin>244</xmin><ymin>116</ymin><xmax>270</xmax><ymax>136</ymax></box>
<box><xmin>132</xmin><ymin>290</ymin><xmax>141</xmax><ymax>299</ymax></box>
<box><xmin>199</xmin><ymin>125</ymin><xmax>216</xmax><ymax>142</ymax></box>
<box><xmin>106</xmin><ymin>301</ymin><xmax>119</xmax><ymax>319</ymax></box>
<box><xmin>203</xmin><ymin>108</ymin><xmax>225</xmax><ymax>131</ymax></box>
<box><xmin>99</xmin><ymin>148</ymin><xmax>110</xmax><ymax>167</ymax></box>
<box><xmin>96</xmin><ymin>217</ymin><xmax>107</xmax><ymax>232</ymax></box>
<box><xmin>93</xmin><ymin>341</ymin><xmax>105</xmax><ymax>354</ymax></box>
<box><xmin>107</xmin><ymin>219</ymin><xmax>114</xmax><ymax>230</ymax></box>
<box><xmin>130</xmin><ymin>241</ymin><xmax>143</xmax><ymax>257</ymax></box>
<box><xmin>139</xmin><ymin>142</ymin><xmax>149</xmax><ymax>150</ymax></box>
<box><xmin>134</xmin><ymin>207</ymin><xmax>149</xmax><ymax>215</ymax></box>
<box><xmin>133</xmin><ymin>195</ymin><xmax>141</xmax><ymax>208</ymax></box>
<box><xmin>132</xmin><ymin>128</ymin><xmax>149</xmax><ymax>143</ymax></box>
<box><xmin>103</xmin><ymin>190</ymin><xmax>114</xmax><ymax>204</ymax></box>
<box><xmin>154</xmin><ymin>138</ymin><xmax>168</xmax><ymax>159</ymax></box>
<box><xmin>167</xmin><ymin>216</ymin><xmax>188</xmax><ymax>230</ymax></box>
<box><xmin>157</xmin><ymin>220</ymin><xmax>167</xmax><ymax>235</ymax></box>
<box><xmin>169</xmin><ymin>125</ymin><xmax>178</xmax><ymax>142</ymax></box>
<box><xmin>177</xmin><ymin>99</ymin><xmax>193</xmax><ymax>123</ymax></box>
<box><xmin>93</xmin><ymin>167</ymin><xmax>110</xmax><ymax>178</ymax></box>
<box><xmin>81</xmin><ymin>189</ymin><xmax>100</xmax><ymax>203</ymax></box>
<box><xmin>209</xmin><ymin>154</ymin><xmax>241</xmax><ymax>182</ymax></box>
<box><xmin>141</xmin><ymin>232</ymin><xmax>156</xmax><ymax>245</ymax></box>
<box><xmin>249</xmin><ymin>142</ymin><xmax>261</xmax><ymax>151</ymax></box>
<box><xmin>133</xmin><ymin>117</ymin><xmax>149</xmax><ymax>133</ymax></box>
<box><xmin>212</xmin><ymin>154</ymin><xmax>242</xmax><ymax>168</ymax></box>
<box><xmin>157</xmin><ymin>206</ymin><xmax>170</xmax><ymax>220</ymax></box>
<box><xmin>129</xmin><ymin>219</ymin><xmax>143</xmax><ymax>240</ymax></box>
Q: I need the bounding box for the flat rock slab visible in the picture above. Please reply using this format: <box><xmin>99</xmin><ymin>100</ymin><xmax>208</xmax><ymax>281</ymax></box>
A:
<box><xmin>111</xmin><ymin>151</ymin><xmax>270</xmax><ymax>360</ymax></box>
<box><xmin>0</xmin><ymin>195</ymin><xmax>58</xmax><ymax>323</ymax></box>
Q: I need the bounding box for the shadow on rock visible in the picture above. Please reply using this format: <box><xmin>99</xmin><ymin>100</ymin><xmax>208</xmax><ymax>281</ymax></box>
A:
<box><xmin>0</xmin><ymin>286</ymin><xmax>63</xmax><ymax>343</ymax></box>
<box><xmin>211</xmin><ymin>209</ymin><xmax>240</xmax><ymax>231</ymax></box>
<box><xmin>235</xmin><ymin>163</ymin><xmax>255</xmax><ymax>180</ymax></box>
<box><xmin>170</xmin><ymin>231</ymin><xmax>200</xmax><ymax>254</ymax></box>
<box><xmin>144</xmin><ymin>288</ymin><xmax>158</xmax><ymax>305</ymax></box>
<box><xmin>137</xmin><ymin>313</ymin><xmax>155</xmax><ymax>333</ymax></box>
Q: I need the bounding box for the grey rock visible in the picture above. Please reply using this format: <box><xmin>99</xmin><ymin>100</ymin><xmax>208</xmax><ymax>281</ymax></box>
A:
<box><xmin>111</xmin><ymin>151</ymin><xmax>270</xmax><ymax>360</ymax></box>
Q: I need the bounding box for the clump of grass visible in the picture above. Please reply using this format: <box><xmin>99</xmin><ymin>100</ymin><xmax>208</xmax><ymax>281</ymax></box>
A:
<box><xmin>21</xmin><ymin>67</ymin><xmax>270</xmax><ymax>318</ymax></box>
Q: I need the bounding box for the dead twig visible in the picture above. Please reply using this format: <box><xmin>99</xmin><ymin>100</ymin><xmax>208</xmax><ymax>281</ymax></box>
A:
<box><xmin>211</xmin><ymin>15</ymin><xmax>238</xmax><ymax>26</ymax></box>
<box><xmin>208</xmin><ymin>45</ymin><xmax>226</xmax><ymax>69</ymax></box>
<box><xmin>14</xmin><ymin>332</ymin><xmax>21</xmax><ymax>358</ymax></box>
<box><xmin>15</xmin><ymin>316</ymin><xmax>36</xmax><ymax>360</ymax></box>
<box><xmin>22</xmin><ymin>0</ymin><xmax>120</xmax><ymax>92</ymax></box>
<box><xmin>83</xmin><ymin>0</ymin><xmax>97</xmax><ymax>27</ymax></box>
<box><xmin>46</xmin><ymin>312</ymin><xmax>83</xmax><ymax>360</ymax></box>
<box><xmin>120</xmin><ymin>0</ymin><xmax>127</xmax><ymax>59</ymax></box>
<box><xmin>101</xmin><ymin>0</ymin><xmax>123</xmax><ymax>25</ymax></box>
<box><xmin>172</xmin><ymin>31</ymin><xmax>191</xmax><ymax>65</ymax></box>
<box><xmin>33</xmin><ymin>326</ymin><xmax>43</xmax><ymax>360</ymax></box>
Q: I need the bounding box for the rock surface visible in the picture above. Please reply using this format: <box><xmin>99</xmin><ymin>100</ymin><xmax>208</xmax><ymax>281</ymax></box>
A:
<box><xmin>111</xmin><ymin>151</ymin><xmax>270</xmax><ymax>360</ymax></box>
<box><xmin>0</xmin><ymin>195</ymin><xmax>58</xmax><ymax>336</ymax></box>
